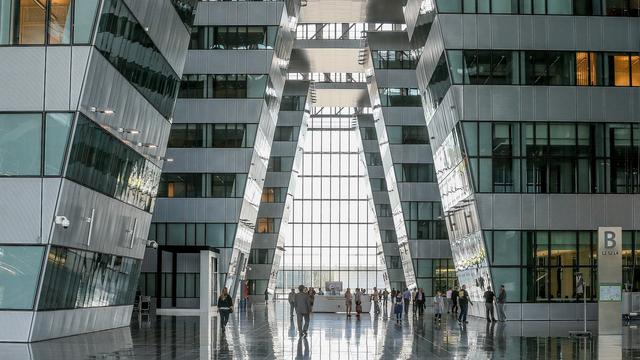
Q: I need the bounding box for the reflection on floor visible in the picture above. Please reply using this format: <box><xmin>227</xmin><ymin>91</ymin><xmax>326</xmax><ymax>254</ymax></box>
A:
<box><xmin>2</xmin><ymin>301</ymin><xmax>639</xmax><ymax>359</ymax></box>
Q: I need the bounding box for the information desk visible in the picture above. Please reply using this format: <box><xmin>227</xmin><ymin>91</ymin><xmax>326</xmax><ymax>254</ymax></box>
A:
<box><xmin>312</xmin><ymin>295</ymin><xmax>371</xmax><ymax>313</ymax></box>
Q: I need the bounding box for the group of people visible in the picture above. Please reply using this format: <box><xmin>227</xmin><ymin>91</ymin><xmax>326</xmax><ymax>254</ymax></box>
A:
<box><xmin>218</xmin><ymin>283</ymin><xmax>509</xmax><ymax>334</ymax></box>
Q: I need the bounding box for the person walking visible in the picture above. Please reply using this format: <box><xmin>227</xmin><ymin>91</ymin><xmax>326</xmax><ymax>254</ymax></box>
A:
<box><xmin>372</xmin><ymin>287</ymin><xmax>380</xmax><ymax>314</ymax></box>
<box><xmin>345</xmin><ymin>288</ymin><xmax>353</xmax><ymax>318</ymax></box>
<box><xmin>402</xmin><ymin>288</ymin><xmax>411</xmax><ymax>316</ymax></box>
<box><xmin>264</xmin><ymin>288</ymin><xmax>269</xmax><ymax>304</ymax></box>
<box><xmin>308</xmin><ymin>287</ymin><xmax>316</xmax><ymax>310</ymax></box>
<box><xmin>412</xmin><ymin>289</ymin><xmax>418</xmax><ymax>315</ymax></box>
<box><xmin>394</xmin><ymin>290</ymin><xmax>403</xmax><ymax>323</ymax></box>
<box><xmin>451</xmin><ymin>286</ymin><xmax>459</xmax><ymax>314</ymax></box>
<box><xmin>294</xmin><ymin>285</ymin><xmax>312</xmax><ymax>337</ymax></box>
<box><xmin>483</xmin><ymin>286</ymin><xmax>497</xmax><ymax>322</ymax></box>
<box><xmin>383</xmin><ymin>289</ymin><xmax>389</xmax><ymax>308</ymax></box>
<box><xmin>457</xmin><ymin>285</ymin><xmax>473</xmax><ymax>324</ymax></box>
<box><xmin>446</xmin><ymin>288</ymin><xmax>453</xmax><ymax>313</ymax></box>
<box><xmin>217</xmin><ymin>287</ymin><xmax>234</xmax><ymax>332</ymax></box>
<box><xmin>355</xmin><ymin>288</ymin><xmax>363</xmax><ymax>319</ymax></box>
<box><xmin>496</xmin><ymin>285</ymin><xmax>507</xmax><ymax>322</ymax></box>
<box><xmin>288</xmin><ymin>288</ymin><xmax>296</xmax><ymax>319</ymax></box>
<box><xmin>433</xmin><ymin>291</ymin><xmax>444</xmax><ymax>322</ymax></box>
<box><xmin>416</xmin><ymin>288</ymin><xmax>426</xmax><ymax>316</ymax></box>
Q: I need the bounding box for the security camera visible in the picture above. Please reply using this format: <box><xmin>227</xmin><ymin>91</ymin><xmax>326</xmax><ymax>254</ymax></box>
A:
<box><xmin>55</xmin><ymin>216</ymin><xmax>70</xmax><ymax>229</ymax></box>
<box><xmin>146</xmin><ymin>240</ymin><xmax>158</xmax><ymax>249</ymax></box>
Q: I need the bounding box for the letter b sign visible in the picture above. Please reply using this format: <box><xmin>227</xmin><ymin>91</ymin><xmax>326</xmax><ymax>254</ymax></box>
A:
<box><xmin>604</xmin><ymin>231</ymin><xmax>617</xmax><ymax>249</ymax></box>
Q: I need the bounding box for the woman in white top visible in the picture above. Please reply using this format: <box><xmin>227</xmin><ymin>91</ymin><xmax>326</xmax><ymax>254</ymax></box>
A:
<box><xmin>345</xmin><ymin>288</ymin><xmax>353</xmax><ymax>317</ymax></box>
<box><xmin>433</xmin><ymin>291</ymin><xmax>445</xmax><ymax>322</ymax></box>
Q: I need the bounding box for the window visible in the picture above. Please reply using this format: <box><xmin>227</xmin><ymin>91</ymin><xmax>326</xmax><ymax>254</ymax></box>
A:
<box><xmin>95</xmin><ymin>0</ymin><xmax>181</xmax><ymax>118</ymax></box>
<box><xmin>372</xmin><ymin>50</ymin><xmax>419</xmax><ymax>69</ymax></box>
<box><xmin>0</xmin><ymin>112</ymin><xmax>73</xmax><ymax>177</ymax></box>
<box><xmin>395</xmin><ymin>164</ymin><xmax>436</xmax><ymax>182</ymax></box>
<box><xmin>273</xmin><ymin>126</ymin><xmax>300</xmax><ymax>142</ymax></box>
<box><xmin>179</xmin><ymin>74</ymin><xmax>268</xmax><ymax>99</ymax></box>
<box><xmin>0</xmin><ymin>245</ymin><xmax>45</xmax><ymax>310</ymax></box>
<box><xmin>256</xmin><ymin>217</ymin><xmax>280</xmax><ymax>233</ymax></box>
<box><xmin>436</xmin><ymin>0</ymin><xmax>640</xmax><ymax>16</ymax></box>
<box><xmin>464</xmin><ymin>121</ymin><xmax>640</xmax><ymax>194</ymax></box>
<box><xmin>378</xmin><ymin>88</ymin><xmax>422</xmax><ymax>107</ymax></box>
<box><xmin>268</xmin><ymin>156</ymin><xmax>294</xmax><ymax>172</ymax></box>
<box><xmin>0</xmin><ymin>0</ymin><xmax>100</xmax><ymax>45</ymax></box>
<box><xmin>426</xmin><ymin>53</ymin><xmax>451</xmax><ymax>111</ymax></box>
<box><xmin>360</xmin><ymin>127</ymin><xmax>377</xmax><ymax>140</ymax></box>
<box><xmin>388</xmin><ymin>126</ymin><xmax>430</xmax><ymax>144</ymax></box>
<box><xmin>168</xmin><ymin>123</ymin><xmax>257</xmax><ymax>148</ymax></box>
<box><xmin>44</xmin><ymin>113</ymin><xmax>73</xmax><ymax>176</ymax></box>
<box><xmin>67</xmin><ymin>115</ymin><xmax>161</xmax><ymax>211</ymax></box>
<box><xmin>249</xmin><ymin>249</ymin><xmax>275</xmax><ymax>264</ymax></box>
<box><xmin>189</xmin><ymin>25</ymin><xmax>278</xmax><ymax>50</ymax></box>
<box><xmin>157</xmin><ymin>173</ymin><xmax>247</xmax><ymax>198</ymax></box>
<box><xmin>39</xmin><ymin>246</ymin><xmax>141</xmax><ymax>310</ymax></box>
<box><xmin>280</xmin><ymin>96</ymin><xmax>306</xmax><ymax>111</ymax></box>
<box><xmin>261</xmin><ymin>187</ymin><xmax>288</xmax><ymax>203</ymax></box>
<box><xmin>365</xmin><ymin>152</ymin><xmax>383</xmax><ymax>166</ymax></box>
<box><xmin>375</xmin><ymin>204</ymin><xmax>392</xmax><ymax>217</ymax></box>
<box><xmin>370</xmin><ymin>178</ymin><xmax>387</xmax><ymax>191</ymax></box>
<box><xmin>0</xmin><ymin>113</ymin><xmax>42</xmax><ymax>176</ymax></box>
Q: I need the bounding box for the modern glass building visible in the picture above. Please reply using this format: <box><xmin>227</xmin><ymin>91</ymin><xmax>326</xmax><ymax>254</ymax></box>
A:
<box><xmin>403</xmin><ymin>0</ymin><xmax>640</xmax><ymax>320</ymax></box>
<box><xmin>2</xmin><ymin>1</ymin><xmax>639</xmax><ymax>350</ymax></box>
<box><xmin>0</xmin><ymin>0</ymin><xmax>192</xmax><ymax>341</ymax></box>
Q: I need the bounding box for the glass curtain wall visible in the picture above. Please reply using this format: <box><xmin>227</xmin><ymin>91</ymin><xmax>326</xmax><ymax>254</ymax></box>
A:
<box><xmin>277</xmin><ymin>108</ymin><xmax>384</xmax><ymax>292</ymax></box>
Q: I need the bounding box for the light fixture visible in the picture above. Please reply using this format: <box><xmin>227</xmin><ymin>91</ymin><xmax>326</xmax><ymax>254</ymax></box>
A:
<box><xmin>89</xmin><ymin>106</ymin><xmax>115</xmax><ymax>115</ymax></box>
<box><xmin>156</xmin><ymin>156</ymin><xmax>174</xmax><ymax>162</ymax></box>
<box><xmin>136</xmin><ymin>142</ymin><xmax>157</xmax><ymax>149</ymax></box>
<box><xmin>117</xmin><ymin>128</ymin><xmax>141</xmax><ymax>135</ymax></box>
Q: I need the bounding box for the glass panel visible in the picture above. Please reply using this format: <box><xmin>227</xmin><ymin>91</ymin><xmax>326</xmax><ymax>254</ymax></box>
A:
<box><xmin>44</xmin><ymin>113</ymin><xmax>73</xmax><ymax>176</ymax></box>
<box><xmin>48</xmin><ymin>0</ymin><xmax>72</xmax><ymax>44</ymax></box>
<box><xmin>0</xmin><ymin>113</ymin><xmax>41</xmax><ymax>176</ymax></box>
<box><xmin>0</xmin><ymin>245</ymin><xmax>45</xmax><ymax>310</ymax></box>
<box><xmin>39</xmin><ymin>246</ymin><xmax>140</xmax><ymax>310</ymax></box>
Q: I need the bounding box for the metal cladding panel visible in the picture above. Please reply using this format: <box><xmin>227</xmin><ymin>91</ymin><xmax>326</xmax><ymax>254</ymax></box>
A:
<box><xmin>70</xmin><ymin>46</ymin><xmax>92</xmax><ymax>111</ymax></box>
<box><xmin>81</xmin><ymin>49</ymin><xmax>171</xmax><ymax>165</ymax></box>
<box><xmin>185</xmin><ymin>50</ymin><xmax>274</xmax><ymax>74</ymax></box>
<box><xmin>29</xmin><ymin>305</ymin><xmax>133</xmax><ymax>342</ymax></box>
<box><xmin>403</xmin><ymin>0</ymin><xmax>423</xmax><ymax>39</ymax></box>
<box><xmin>380</xmin><ymin>107</ymin><xmax>426</xmax><ymax>126</ymax></box>
<box><xmin>41</xmin><ymin>178</ymin><xmax>63</xmax><ymax>245</ymax></box>
<box><xmin>122</xmin><ymin>0</ymin><xmax>191</xmax><ymax>77</ymax></box>
<box><xmin>0</xmin><ymin>47</ymin><xmax>45</xmax><ymax>111</ymax></box>
<box><xmin>152</xmin><ymin>198</ymin><xmax>242</xmax><ymax>223</ymax></box>
<box><xmin>163</xmin><ymin>148</ymin><xmax>253</xmax><ymax>173</ymax></box>
<box><xmin>367</xmin><ymin>31</ymin><xmax>411</xmax><ymax>51</ymax></box>
<box><xmin>374</xmin><ymin>70</ymin><xmax>419</xmax><ymax>88</ymax></box>
<box><xmin>0</xmin><ymin>178</ymin><xmax>42</xmax><ymax>244</ymax></box>
<box><xmin>0</xmin><ymin>311</ymin><xmax>34</xmax><ymax>342</ymax></box>
<box><xmin>194</xmin><ymin>1</ymin><xmax>285</xmax><ymax>26</ymax></box>
<box><xmin>173</xmin><ymin>99</ymin><xmax>265</xmax><ymax>123</ymax></box>
<box><xmin>51</xmin><ymin>180</ymin><xmax>151</xmax><ymax>259</ymax></box>
<box><xmin>44</xmin><ymin>47</ymin><xmax>72</xmax><ymax>111</ymax></box>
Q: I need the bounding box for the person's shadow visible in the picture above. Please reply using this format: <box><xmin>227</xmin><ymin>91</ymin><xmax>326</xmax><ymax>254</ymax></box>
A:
<box><xmin>288</xmin><ymin>317</ymin><xmax>297</xmax><ymax>338</ymax></box>
<box><xmin>296</xmin><ymin>337</ymin><xmax>309</xmax><ymax>359</ymax></box>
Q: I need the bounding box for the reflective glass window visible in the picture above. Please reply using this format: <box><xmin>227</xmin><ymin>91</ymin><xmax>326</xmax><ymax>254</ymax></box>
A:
<box><xmin>95</xmin><ymin>0</ymin><xmax>181</xmax><ymax>118</ymax></box>
<box><xmin>67</xmin><ymin>115</ymin><xmax>160</xmax><ymax>210</ymax></box>
<box><xmin>44</xmin><ymin>113</ymin><xmax>73</xmax><ymax>176</ymax></box>
<box><xmin>0</xmin><ymin>245</ymin><xmax>45</xmax><ymax>310</ymax></box>
<box><xmin>39</xmin><ymin>246</ymin><xmax>140</xmax><ymax>310</ymax></box>
<box><xmin>72</xmin><ymin>0</ymin><xmax>99</xmax><ymax>43</ymax></box>
<box><xmin>0</xmin><ymin>113</ymin><xmax>41</xmax><ymax>176</ymax></box>
<box><xmin>48</xmin><ymin>0</ymin><xmax>72</xmax><ymax>44</ymax></box>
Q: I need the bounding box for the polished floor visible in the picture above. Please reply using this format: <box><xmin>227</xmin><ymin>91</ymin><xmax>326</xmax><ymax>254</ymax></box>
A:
<box><xmin>2</xmin><ymin>301</ymin><xmax>639</xmax><ymax>359</ymax></box>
